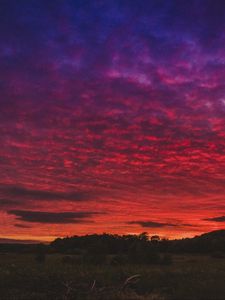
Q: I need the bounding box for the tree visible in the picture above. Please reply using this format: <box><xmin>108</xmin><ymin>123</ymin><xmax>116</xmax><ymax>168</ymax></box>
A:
<box><xmin>151</xmin><ymin>235</ymin><xmax>160</xmax><ymax>243</ymax></box>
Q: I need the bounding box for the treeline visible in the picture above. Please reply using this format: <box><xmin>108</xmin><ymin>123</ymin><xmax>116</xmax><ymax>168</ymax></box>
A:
<box><xmin>1</xmin><ymin>230</ymin><xmax>225</xmax><ymax>261</ymax></box>
<box><xmin>51</xmin><ymin>232</ymin><xmax>159</xmax><ymax>254</ymax></box>
<box><xmin>51</xmin><ymin>232</ymin><xmax>171</xmax><ymax>265</ymax></box>
<box><xmin>51</xmin><ymin>230</ymin><xmax>225</xmax><ymax>255</ymax></box>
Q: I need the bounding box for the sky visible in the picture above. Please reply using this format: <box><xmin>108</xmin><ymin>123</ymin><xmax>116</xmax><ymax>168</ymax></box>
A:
<box><xmin>1</xmin><ymin>0</ymin><xmax>225</xmax><ymax>242</ymax></box>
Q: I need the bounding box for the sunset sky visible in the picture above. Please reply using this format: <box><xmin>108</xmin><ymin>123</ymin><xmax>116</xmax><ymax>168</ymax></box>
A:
<box><xmin>1</xmin><ymin>0</ymin><xmax>225</xmax><ymax>242</ymax></box>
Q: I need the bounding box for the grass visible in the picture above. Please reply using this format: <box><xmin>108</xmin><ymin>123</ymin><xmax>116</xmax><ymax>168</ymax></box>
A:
<box><xmin>0</xmin><ymin>253</ymin><xmax>225</xmax><ymax>299</ymax></box>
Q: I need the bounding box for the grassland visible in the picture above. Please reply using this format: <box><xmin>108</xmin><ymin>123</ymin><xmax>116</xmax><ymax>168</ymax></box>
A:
<box><xmin>0</xmin><ymin>253</ymin><xmax>225</xmax><ymax>300</ymax></box>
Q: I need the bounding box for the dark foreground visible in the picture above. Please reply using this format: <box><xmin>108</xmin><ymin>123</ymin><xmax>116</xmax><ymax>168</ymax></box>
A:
<box><xmin>0</xmin><ymin>253</ymin><xmax>225</xmax><ymax>300</ymax></box>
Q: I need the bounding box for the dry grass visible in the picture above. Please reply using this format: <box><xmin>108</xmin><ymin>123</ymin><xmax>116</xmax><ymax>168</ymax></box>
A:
<box><xmin>0</xmin><ymin>253</ymin><xmax>225</xmax><ymax>299</ymax></box>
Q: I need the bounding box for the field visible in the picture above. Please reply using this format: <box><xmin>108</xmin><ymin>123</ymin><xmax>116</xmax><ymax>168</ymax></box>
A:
<box><xmin>0</xmin><ymin>253</ymin><xmax>225</xmax><ymax>300</ymax></box>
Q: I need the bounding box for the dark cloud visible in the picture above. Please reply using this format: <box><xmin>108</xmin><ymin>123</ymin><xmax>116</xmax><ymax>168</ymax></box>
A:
<box><xmin>203</xmin><ymin>216</ymin><xmax>225</xmax><ymax>222</ymax></box>
<box><xmin>128</xmin><ymin>221</ymin><xmax>178</xmax><ymax>228</ymax></box>
<box><xmin>0</xmin><ymin>198</ymin><xmax>18</xmax><ymax>208</ymax></box>
<box><xmin>0</xmin><ymin>238</ymin><xmax>42</xmax><ymax>244</ymax></box>
<box><xmin>8</xmin><ymin>210</ymin><xmax>101</xmax><ymax>224</ymax></box>
<box><xmin>0</xmin><ymin>185</ymin><xmax>94</xmax><ymax>202</ymax></box>
<box><xmin>14</xmin><ymin>223</ymin><xmax>31</xmax><ymax>228</ymax></box>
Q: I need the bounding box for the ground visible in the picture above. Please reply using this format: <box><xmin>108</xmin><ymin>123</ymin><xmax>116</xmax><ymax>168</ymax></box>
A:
<box><xmin>0</xmin><ymin>253</ymin><xmax>225</xmax><ymax>300</ymax></box>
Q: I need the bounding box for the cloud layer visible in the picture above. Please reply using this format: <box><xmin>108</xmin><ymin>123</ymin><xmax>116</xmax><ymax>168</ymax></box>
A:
<box><xmin>203</xmin><ymin>216</ymin><xmax>225</xmax><ymax>222</ymax></box>
<box><xmin>128</xmin><ymin>221</ymin><xmax>178</xmax><ymax>228</ymax></box>
<box><xmin>8</xmin><ymin>210</ymin><xmax>100</xmax><ymax>224</ymax></box>
<box><xmin>1</xmin><ymin>0</ymin><xmax>225</xmax><ymax>240</ymax></box>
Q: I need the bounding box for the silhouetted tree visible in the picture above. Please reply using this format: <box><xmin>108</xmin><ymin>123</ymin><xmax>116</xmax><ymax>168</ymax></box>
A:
<box><xmin>151</xmin><ymin>235</ymin><xmax>160</xmax><ymax>243</ymax></box>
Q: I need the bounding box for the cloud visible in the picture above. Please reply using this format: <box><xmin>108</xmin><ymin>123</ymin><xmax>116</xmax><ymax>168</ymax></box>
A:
<box><xmin>203</xmin><ymin>216</ymin><xmax>225</xmax><ymax>222</ymax></box>
<box><xmin>0</xmin><ymin>238</ymin><xmax>42</xmax><ymax>244</ymax></box>
<box><xmin>14</xmin><ymin>223</ymin><xmax>31</xmax><ymax>228</ymax></box>
<box><xmin>1</xmin><ymin>0</ymin><xmax>225</xmax><ymax>239</ymax></box>
<box><xmin>8</xmin><ymin>210</ymin><xmax>101</xmax><ymax>224</ymax></box>
<box><xmin>0</xmin><ymin>198</ymin><xmax>18</xmax><ymax>208</ymax></box>
<box><xmin>1</xmin><ymin>185</ymin><xmax>94</xmax><ymax>202</ymax></box>
<box><xmin>128</xmin><ymin>221</ymin><xmax>178</xmax><ymax>228</ymax></box>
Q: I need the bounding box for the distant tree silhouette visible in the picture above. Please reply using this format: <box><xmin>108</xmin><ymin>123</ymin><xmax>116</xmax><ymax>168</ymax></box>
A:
<box><xmin>138</xmin><ymin>232</ymin><xmax>149</xmax><ymax>242</ymax></box>
<box><xmin>151</xmin><ymin>235</ymin><xmax>160</xmax><ymax>242</ymax></box>
<box><xmin>0</xmin><ymin>229</ymin><xmax>220</xmax><ymax>262</ymax></box>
